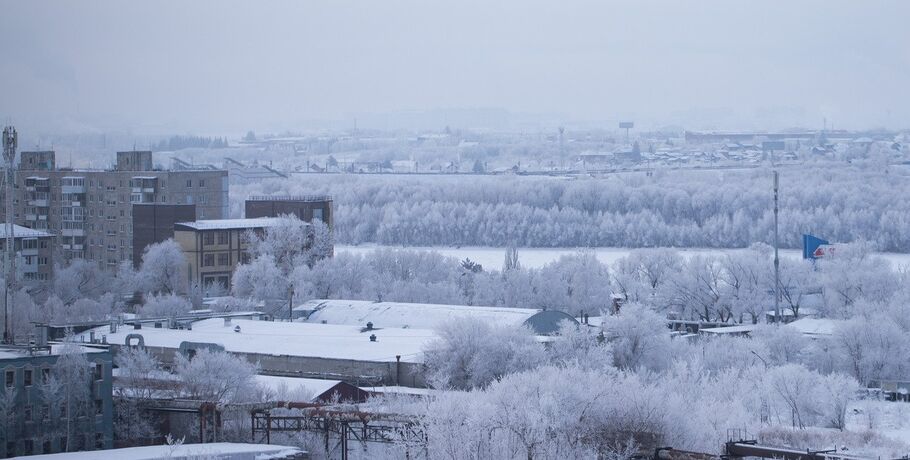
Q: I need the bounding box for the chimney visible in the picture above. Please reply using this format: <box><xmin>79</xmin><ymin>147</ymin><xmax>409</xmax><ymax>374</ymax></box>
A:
<box><xmin>224</xmin><ymin>317</ymin><xmax>232</xmax><ymax>327</ymax></box>
<box><xmin>366</xmin><ymin>321</ymin><xmax>373</xmax><ymax>331</ymax></box>
<box><xmin>369</xmin><ymin>334</ymin><xmax>377</xmax><ymax>342</ymax></box>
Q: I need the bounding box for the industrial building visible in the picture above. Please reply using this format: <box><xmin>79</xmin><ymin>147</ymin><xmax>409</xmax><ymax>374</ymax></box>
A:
<box><xmin>295</xmin><ymin>299</ymin><xmax>578</xmax><ymax>335</ymax></box>
<box><xmin>94</xmin><ymin>317</ymin><xmax>431</xmax><ymax>387</ymax></box>
<box><xmin>0</xmin><ymin>343</ymin><xmax>113</xmax><ymax>457</ymax></box>
<box><xmin>0</xmin><ymin>150</ymin><xmax>228</xmax><ymax>267</ymax></box>
<box><xmin>0</xmin><ymin>224</ymin><xmax>54</xmax><ymax>282</ymax></box>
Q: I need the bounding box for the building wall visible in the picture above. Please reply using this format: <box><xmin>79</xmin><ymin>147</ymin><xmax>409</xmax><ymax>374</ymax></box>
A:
<box><xmin>0</xmin><ymin>234</ymin><xmax>55</xmax><ymax>282</ymax></box>
<box><xmin>131</xmin><ymin>204</ymin><xmax>196</xmax><ymax>268</ymax></box>
<box><xmin>0</xmin><ymin>150</ymin><xmax>228</xmax><ymax>269</ymax></box>
<box><xmin>174</xmin><ymin>227</ymin><xmax>256</xmax><ymax>290</ymax></box>
<box><xmin>118</xmin><ymin>344</ymin><xmax>426</xmax><ymax>388</ymax></box>
<box><xmin>0</xmin><ymin>350</ymin><xmax>113</xmax><ymax>457</ymax></box>
<box><xmin>245</xmin><ymin>197</ymin><xmax>333</xmax><ymax>228</ymax></box>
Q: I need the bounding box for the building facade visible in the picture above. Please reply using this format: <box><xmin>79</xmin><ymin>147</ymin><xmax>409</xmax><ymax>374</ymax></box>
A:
<box><xmin>174</xmin><ymin>218</ymin><xmax>281</xmax><ymax>289</ymax></box>
<box><xmin>245</xmin><ymin>195</ymin><xmax>332</xmax><ymax>227</ymax></box>
<box><xmin>131</xmin><ymin>204</ymin><xmax>197</xmax><ymax>268</ymax></box>
<box><xmin>0</xmin><ymin>150</ymin><xmax>228</xmax><ymax>268</ymax></box>
<box><xmin>0</xmin><ymin>224</ymin><xmax>54</xmax><ymax>282</ymax></box>
<box><xmin>0</xmin><ymin>344</ymin><xmax>113</xmax><ymax>457</ymax></box>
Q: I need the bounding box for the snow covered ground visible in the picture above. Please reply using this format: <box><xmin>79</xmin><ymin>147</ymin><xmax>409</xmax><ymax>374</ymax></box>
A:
<box><xmin>12</xmin><ymin>442</ymin><xmax>301</xmax><ymax>459</ymax></box>
<box><xmin>337</xmin><ymin>245</ymin><xmax>910</xmax><ymax>270</ymax></box>
<box><xmin>847</xmin><ymin>399</ymin><xmax>910</xmax><ymax>446</ymax></box>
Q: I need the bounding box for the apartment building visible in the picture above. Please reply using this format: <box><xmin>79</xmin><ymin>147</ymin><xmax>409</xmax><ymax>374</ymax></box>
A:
<box><xmin>173</xmin><ymin>218</ymin><xmax>281</xmax><ymax>289</ymax></box>
<box><xmin>0</xmin><ymin>342</ymin><xmax>113</xmax><ymax>457</ymax></box>
<box><xmin>0</xmin><ymin>150</ymin><xmax>228</xmax><ymax>268</ymax></box>
<box><xmin>0</xmin><ymin>224</ymin><xmax>54</xmax><ymax>282</ymax></box>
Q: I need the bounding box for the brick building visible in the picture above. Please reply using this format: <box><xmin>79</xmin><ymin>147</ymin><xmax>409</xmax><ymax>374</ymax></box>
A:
<box><xmin>245</xmin><ymin>195</ymin><xmax>332</xmax><ymax>227</ymax></box>
<box><xmin>0</xmin><ymin>224</ymin><xmax>55</xmax><ymax>282</ymax></box>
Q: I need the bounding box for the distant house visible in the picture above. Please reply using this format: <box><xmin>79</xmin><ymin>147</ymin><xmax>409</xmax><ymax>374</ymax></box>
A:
<box><xmin>764</xmin><ymin>308</ymin><xmax>819</xmax><ymax>324</ymax></box>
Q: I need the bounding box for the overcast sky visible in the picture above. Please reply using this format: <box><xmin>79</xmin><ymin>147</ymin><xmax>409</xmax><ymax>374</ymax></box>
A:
<box><xmin>1</xmin><ymin>0</ymin><xmax>908</xmax><ymax>134</ymax></box>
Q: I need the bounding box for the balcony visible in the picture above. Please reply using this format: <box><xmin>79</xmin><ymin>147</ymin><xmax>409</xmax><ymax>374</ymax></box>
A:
<box><xmin>27</xmin><ymin>199</ymin><xmax>48</xmax><ymax>207</ymax></box>
<box><xmin>61</xmin><ymin>228</ymin><xmax>85</xmax><ymax>237</ymax></box>
<box><xmin>62</xmin><ymin>185</ymin><xmax>86</xmax><ymax>194</ymax></box>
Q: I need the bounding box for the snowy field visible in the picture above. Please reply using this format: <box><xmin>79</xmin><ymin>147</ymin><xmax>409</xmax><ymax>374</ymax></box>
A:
<box><xmin>337</xmin><ymin>245</ymin><xmax>910</xmax><ymax>271</ymax></box>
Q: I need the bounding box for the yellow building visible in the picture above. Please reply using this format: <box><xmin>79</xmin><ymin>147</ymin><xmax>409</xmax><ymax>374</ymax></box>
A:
<box><xmin>173</xmin><ymin>218</ymin><xmax>279</xmax><ymax>290</ymax></box>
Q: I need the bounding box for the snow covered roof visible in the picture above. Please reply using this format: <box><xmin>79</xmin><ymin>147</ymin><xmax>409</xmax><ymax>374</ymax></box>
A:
<box><xmin>0</xmin><ymin>344</ymin><xmax>105</xmax><ymax>361</ymax></box>
<box><xmin>16</xmin><ymin>442</ymin><xmax>302</xmax><ymax>459</ymax></box>
<box><xmin>93</xmin><ymin>318</ymin><xmax>434</xmax><ymax>363</ymax></box>
<box><xmin>0</xmin><ymin>223</ymin><xmax>53</xmax><ymax>239</ymax></box>
<box><xmin>699</xmin><ymin>324</ymin><xmax>759</xmax><ymax>335</ymax></box>
<box><xmin>787</xmin><ymin>318</ymin><xmax>843</xmax><ymax>337</ymax></box>
<box><xmin>255</xmin><ymin>375</ymin><xmax>341</xmax><ymax>399</ymax></box>
<box><xmin>174</xmin><ymin>217</ymin><xmax>284</xmax><ymax>231</ymax></box>
<box><xmin>297</xmin><ymin>299</ymin><xmax>541</xmax><ymax>330</ymax></box>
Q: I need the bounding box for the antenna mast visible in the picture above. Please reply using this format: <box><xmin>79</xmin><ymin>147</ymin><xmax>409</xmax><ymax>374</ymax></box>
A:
<box><xmin>773</xmin><ymin>170</ymin><xmax>780</xmax><ymax>325</ymax></box>
<box><xmin>3</xmin><ymin>126</ymin><xmax>17</xmax><ymax>343</ymax></box>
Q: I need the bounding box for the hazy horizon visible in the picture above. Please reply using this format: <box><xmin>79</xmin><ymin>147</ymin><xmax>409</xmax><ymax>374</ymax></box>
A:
<box><xmin>2</xmin><ymin>0</ymin><xmax>908</xmax><ymax>136</ymax></box>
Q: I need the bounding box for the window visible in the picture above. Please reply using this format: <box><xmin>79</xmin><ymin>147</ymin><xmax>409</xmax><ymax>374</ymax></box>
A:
<box><xmin>218</xmin><ymin>253</ymin><xmax>229</xmax><ymax>266</ymax></box>
<box><xmin>186</xmin><ymin>179</ymin><xmax>192</xmax><ymax>188</ymax></box>
<box><xmin>92</xmin><ymin>363</ymin><xmax>102</xmax><ymax>381</ymax></box>
<box><xmin>41</xmin><ymin>368</ymin><xmax>49</xmax><ymax>384</ymax></box>
<box><xmin>217</xmin><ymin>231</ymin><xmax>228</xmax><ymax>245</ymax></box>
<box><xmin>203</xmin><ymin>254</ymin><xmax>215</xmax><ymax>267</ymax></box>
<box><xmin>23</xmin><ymin>405</ymin><xmax>32</xmax><ymax>422</ymax></box>
<box><xmin>23</xmin><ymin>440</ymin><xmax>33</xmax><ymax>455</ymax></box>
<box><xmin>203</xmin><ymin>232</ymin><xmax>214</xmax><ymax>245</ymax></box>
<box><xmin>199</xmin><ymin>179</ymin><xmax>205</xmax><ymax>187</ymax></box>
<box><xmin>24</xmin><ymin>369</ymin><xmax>32</xmax><ymax>386</ymax></box>
<box><xmin>5</xmin><ymin>370</ymin><xmax>13</xmax><ymax>388</ymax></box>
<box><xmin>94</xmin><ymin>399</ymin><xmax>103</xmax><ymax>415</ymax></box>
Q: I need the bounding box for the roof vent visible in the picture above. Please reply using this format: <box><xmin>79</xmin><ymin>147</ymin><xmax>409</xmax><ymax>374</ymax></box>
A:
<box><xmin>369</xmin><ymin>334</ymin><xmax>377</xmax><ymax>342</ymax></box>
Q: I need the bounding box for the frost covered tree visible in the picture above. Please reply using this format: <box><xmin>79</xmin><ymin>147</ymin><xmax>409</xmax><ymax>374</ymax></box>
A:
<box><xmin>231</xmin><ymin>254</ymin><xmax>288</xmax><ymax>301</ymax></box>
<box><xmin>113</xmin><ymin>346</ymin><xmax>162</xmax><ymax>443</ymax></box>
<box><xmin>173</xmin><ymin>349</ymin><xmax>259</xmax><ymax>403</ymax></box>
<box><xmin>53</xmin><ymin>259</ymin><xmax>112</xmax><ymax>304</ymax></box>
<box><xmin>137</xmin><ymin>294</ymin><xmax>192</xmax><ymax>318</ymax></box>
<box><xmin>601</xmin><ymin>303</ymin><xmax>671</xmax><ymax>371</ymax></box>
<box><xmin>51</xmin><ymin>342</ymin><xmax>95</xmax><ymax>452</ymax></box>
<box><xmin>423</xmin><ymin>317</ymin><xmax>546</xmax><ymax>390</ymax></box>
<box><xmin>138</xmin><ymin>239</ymin><xmax>188</xmax><ymax>295</ymax></box>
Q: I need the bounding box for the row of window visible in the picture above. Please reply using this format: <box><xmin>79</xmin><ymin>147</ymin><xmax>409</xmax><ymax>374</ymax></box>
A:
<box><xmin>4</xmin><ymin>363</ymin><xmax>103</xmax><ymax>388</ymax></box>
<box><xmin>202</xmin><ymin>231</ymin><xmax>232</xmax><ymax>246</ymax></box>
<box><xmin>6</xmin><ymin>432</ymin><xmax>106</xmax><ymax>457</ymax></box>
<box><xmin>20</xmin><ymin>176</ymin><xmax>210</xmax><ymax>189</ymax></box>
<box><xmin>202</xmin><ymin>252</ymin><xmax>233</xmax><ymax>267</ymax></box>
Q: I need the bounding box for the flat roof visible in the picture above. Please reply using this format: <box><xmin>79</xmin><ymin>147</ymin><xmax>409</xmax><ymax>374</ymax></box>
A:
<box><xmin>0</xmin><ymin>344</ymin><xmax>107</xmax><ymax>361</ymax></box>
<box><xmin>15</xmin><ymin>442</ymin><xmax>301</xmax><ymax>460</ymax></box>
<box><xmin>297</xmin><ymin>299</ymin><xmax>541</xmax><ymax>330</ymax></box>
<box><xmin>174</xmin><ymin>217</ymin><xmax>285</xmax><ymax>231</ymax></box>
<box><xmin>0</xmin><ymin>223</ymin><xmax>53</xmax><ymax>239</ymax></box>
<box><xmin>699</xmin><ymin>324</ymin><xmax>759</xmax><ymax>335</ymax></box>
<box><xmin>93</xmin><ymin>318</ymin><xmax>435</xmax><ymax>363</ymax></box>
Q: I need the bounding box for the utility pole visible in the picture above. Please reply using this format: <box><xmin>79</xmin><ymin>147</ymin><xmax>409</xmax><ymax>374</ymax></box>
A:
<box><xmin>773</xmin><ymin>170</ymin><xmax>780</xmax><ymax>325</ymax></box>
<box><xmin>3</xmin><ymin>126</ymin><xmax>17</xmax><ymax>344</ymax></box>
